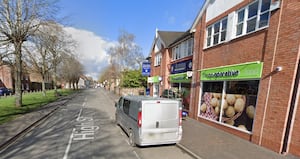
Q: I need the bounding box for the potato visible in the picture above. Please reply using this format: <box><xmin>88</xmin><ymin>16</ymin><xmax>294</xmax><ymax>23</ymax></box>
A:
<box><xmin>246</xmin><ymin>105</ymin><xmax>255</xmax><ymax>119</ymax></box>
<box><xmin>215</xmin><ymin>106</ymin><xmax>220</xmax><ymax>115</ymax></box>
<box><xmin>225</xmin><ymin>106</ymin><xmax>235</xmax><ymax>118</ymax></box>
<box><xmin>235</xmin><ymin>94</ymin><xmax>243</xmax><ymax>98</ymax></box>
<box><xmin>210</xmin><ymin>98</ymin><xmax>220</xmax><ymax>107</ymax></box>
<box><xmin>234</xmin><ymin>98</ymin><xmax>245</xmax><ymax>112</ymax></box>
<box><xmin>200</xmin><ymin>103</ymin><xmax>207</xmax><ymax>113</ymax></box>
<box><xmin>226</xmin><ymin>94</ymin><xmax>236</xmax><ymax>105</ymax></box>
<box><xmin>238</xmin><ymin>125</ymin><xmax>247</xmax><ymax>131</ymax></box>
<box><xmin>225</xmin><ymin>119</ymin><xmax>234</xmax><ymax>125</ymax></box>
<box><xmin>222</xmin><ymin>100</ymin><xmax>228</xmax><ymax>110</ymax></box>
<box><xmin>213</xmin><ymin>93</ymin><xmax>221</xmax><ymax>99</ymax></box>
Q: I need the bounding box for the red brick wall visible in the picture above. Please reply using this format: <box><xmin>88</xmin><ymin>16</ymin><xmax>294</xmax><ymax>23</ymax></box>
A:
<box><xmin>0</xmin><ymin>65</ymin><xmax>13</xmax><ymax>89</ymax></box>
<box><xmin>191</xmin><ymin>0</ymin><xmax>300</xmax><ymax>156</ymax></box>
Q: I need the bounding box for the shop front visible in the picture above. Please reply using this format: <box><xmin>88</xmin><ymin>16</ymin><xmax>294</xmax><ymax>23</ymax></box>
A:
<box><xmin>198</xmin><ymin>61</ymin><xmax>263</xmax><ymax>133</ymax></box>
<box><xmin>169</xmin><ymin>59</ymin><xmax>192</xmax><ymax>112</ymax></box>
<box><xmin>147</xmin><ymin>76</ymin><xmax>161</xmax><ymax>97</ymax></box>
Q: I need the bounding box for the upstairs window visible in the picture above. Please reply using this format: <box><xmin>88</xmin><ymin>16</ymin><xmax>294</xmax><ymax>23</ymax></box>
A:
<box><xmin>172</xmin><ymin>38</ymin><xmax>193</xmax><ymax>60</ymax></box>
<box><xmin>206</xmin><ymin>17</ymin><xmax>228</xmax><ymax>47</ymax></box>
<box><xmin>236</xmin><ymin>0</ymin><xmax>271</xmax><ymax>36</ymax></box>
<box><xmin>154</xmin><ymin>53</ymin><xmax>162</xmax><ymax>66</ymax></box>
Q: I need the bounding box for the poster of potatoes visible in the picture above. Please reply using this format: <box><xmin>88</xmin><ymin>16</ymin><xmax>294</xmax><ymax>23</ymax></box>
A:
<box><xmin>200</xmin><ymin>92</ymin><xmax>256</xmax><ymax>132</ymax></box>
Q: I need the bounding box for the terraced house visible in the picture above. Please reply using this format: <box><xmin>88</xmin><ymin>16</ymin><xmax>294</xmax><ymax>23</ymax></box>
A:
<box><xmin>148</xmin><ymin>0</ymin><xmax>300</xmax><ymax>157</ymax></box>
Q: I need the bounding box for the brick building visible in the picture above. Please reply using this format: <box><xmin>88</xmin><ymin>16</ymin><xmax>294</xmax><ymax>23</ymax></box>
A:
<box><xmin>189</xmin><ymin>0</ymin><xmax>300</xmax><ymax>157</ymax></box>
<box><xmin>148</xmin><ymin>30</ymin><xmax>185</xmax><ymax>97</ymax></box>
<box><xmin>148</xmin><ymin>0</ymin><xmax>299</xmax><ymax>157</ymax></box>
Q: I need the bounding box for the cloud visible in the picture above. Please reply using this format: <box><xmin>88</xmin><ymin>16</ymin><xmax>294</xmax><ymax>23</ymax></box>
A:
<box><xmin>63</xmin><ymin>27</ymin><xmax>116</xmax><ymax>80</ymax></box>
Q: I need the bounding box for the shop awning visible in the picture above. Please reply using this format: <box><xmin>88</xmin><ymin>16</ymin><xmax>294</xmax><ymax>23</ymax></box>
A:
<box><xmin>147</xmin><ymin>76</ymin><xmax>160</xmax><ymax>83</ymax></box>
<box><xmin>200</xmin><ymin>61</ymin><xmax>264</xmax><ymax>81</ymax></box>
<box><xmin>170</xmin><ymin>72</ymin><xmax>191</xmax><ymax>83</ymax></box>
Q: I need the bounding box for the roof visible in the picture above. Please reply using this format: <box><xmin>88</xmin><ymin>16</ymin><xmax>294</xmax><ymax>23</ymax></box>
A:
<box><xmin>147</xmin><ymin>30</ymin><xmax>185</xmax><ymax>58</ymax></box>
<box><xmin>157</xmin><ymin>31</ymin><xmax>186</xmax><ymax>47</ymax></box>
<box><xmin>122</xmin><ymin>95</ymin><xmax>179</xmax><ymax>102</ymax></box>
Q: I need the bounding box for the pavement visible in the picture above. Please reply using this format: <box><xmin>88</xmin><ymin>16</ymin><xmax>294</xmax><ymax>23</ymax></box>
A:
<box><xmin>0</xmin><ymin>91</ymin><xmax>299</xmax><ymax>159</ymax></box>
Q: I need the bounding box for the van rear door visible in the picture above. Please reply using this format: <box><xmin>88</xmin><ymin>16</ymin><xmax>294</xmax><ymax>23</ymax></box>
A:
<box><xmin>140</xmin><ymin>99</ymin><xmax>182</xmax><ymax>144</ymax></box>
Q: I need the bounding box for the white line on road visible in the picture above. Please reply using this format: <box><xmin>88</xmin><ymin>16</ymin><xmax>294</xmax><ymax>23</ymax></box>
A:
<box><xmin>133</xmin><ymin>150</ymin><xmax>141</xmax><ymax>159</ymax></box>
<box><xmin>63</xmin><ymin>128</ymin><xmax>75</xmax><ymax>159</ymax></box>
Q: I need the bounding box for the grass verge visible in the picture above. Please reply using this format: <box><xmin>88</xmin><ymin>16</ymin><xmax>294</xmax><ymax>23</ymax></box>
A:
<box><xmin>0</xmin><ymin>89</ymin><xmax>75</xmax><ymax>125</ymax></box>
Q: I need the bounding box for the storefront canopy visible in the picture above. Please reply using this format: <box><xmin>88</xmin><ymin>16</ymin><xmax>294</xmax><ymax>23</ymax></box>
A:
<box><xmin>170</xmin><ymin>72</ymin><xmax>192</xmax><ymax>83</ymax></box>
<box><xmin>200</xmin><ymin>61</ymin><xmax>263</xmax><ymax>81</ymax></box>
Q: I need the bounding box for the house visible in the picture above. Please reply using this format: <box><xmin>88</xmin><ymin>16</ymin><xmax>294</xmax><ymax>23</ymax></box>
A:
<box><xmin>148</xmin><ymin>29</ymin><xmax>185</xmax><ymax>97</ymax></box>
<box><xmin>0</xmin><ymin>63</ymin><xmax>31</xmax><ymax>92</ymax></box>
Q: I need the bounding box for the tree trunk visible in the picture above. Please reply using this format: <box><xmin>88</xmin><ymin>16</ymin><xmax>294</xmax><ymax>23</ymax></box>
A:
<box><xmin>42</xmin><ymin>76</ymin><xmax>46</xmax><ymax>96</ymax></box>
<box><xmin>14</xmin><ymin>42</ymin><xmax>23</xmax><ymax>107</ymax></box>
<box><xmin>53</xmin><ymin>66</ymin><xmax>58</xmax><ymax>96</ymax></box>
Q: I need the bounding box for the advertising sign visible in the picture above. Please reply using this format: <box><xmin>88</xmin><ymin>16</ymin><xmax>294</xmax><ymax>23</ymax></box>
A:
<box><xmin>142</xmin><ymin>61</ymin><xmax>151</xmax><ymax>76</ymax></box>
<box><xmin>200</xmin><ymin>61</ymin><xmax>263</xmax><ymax>81</ymax></box>
<box><xmin>171</xmin><ymin>59</ymin><xmax>192</xmax><ymax>74</ymax></box>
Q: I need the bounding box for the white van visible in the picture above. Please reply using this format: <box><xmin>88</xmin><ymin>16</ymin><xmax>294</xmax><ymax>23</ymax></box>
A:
<box><xmin>115</xmin><ymin>95</ymin><xmax>183</xmax><ymax>147</ymax></box>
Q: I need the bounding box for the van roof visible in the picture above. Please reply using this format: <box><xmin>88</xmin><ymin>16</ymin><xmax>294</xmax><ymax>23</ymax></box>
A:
<box><xmin>122</xmin><ymin>95</ymin><xmax>177</xmax><ymax>102</ymax></box>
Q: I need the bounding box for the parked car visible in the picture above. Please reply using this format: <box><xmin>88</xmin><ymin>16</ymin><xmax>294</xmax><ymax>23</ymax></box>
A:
<box><xmin>0</xmin><ymin>87</ymin><xmax>12</xmax><ymax>96</ymax></box>
<box><xmin>115</xmin><ymin>95</ymin><xmax>183</xmax><ymax>147</ymax></box>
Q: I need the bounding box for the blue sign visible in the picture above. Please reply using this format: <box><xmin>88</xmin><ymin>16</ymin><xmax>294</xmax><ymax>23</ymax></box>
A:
<box><xmin>142</xmin><ymin>61</ymin><xmax>151</xmax><ymax>76</ymax></box>
<box><xmin>145</xmin><ymin>88</ymin><xmax>150</xmax><ymax>96</ymax></box>
<box><xmin>171</xmin><ymin>59</ymin><xmax>192</xmax><ymax>74</ymax></box>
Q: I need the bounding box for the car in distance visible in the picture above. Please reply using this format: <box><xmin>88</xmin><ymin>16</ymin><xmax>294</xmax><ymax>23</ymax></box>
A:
<box><xmin>115</xmin><ymin>95</ymin><xmax>183</xmax><ymax>147</ymax></box>
<box><xmin>0</xmin><ymin>87</ymin><xmax>12</xmax><ymax>96</ymax></box>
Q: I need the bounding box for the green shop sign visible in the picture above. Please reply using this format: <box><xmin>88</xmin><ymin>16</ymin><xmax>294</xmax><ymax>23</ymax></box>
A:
<box><xmin>170</xmin><ymin>73</ymin><xmax>191</xmax><ymax>83</ymax></box>
<box><xmin>147</xmin><ymin>76</ymin><xmax>160</xmax><ymax>83</ymax></box>
<box><xmin>200</xmin><ymin>61</ymin><xmax>263</xmax><ymax>81</ymax></box>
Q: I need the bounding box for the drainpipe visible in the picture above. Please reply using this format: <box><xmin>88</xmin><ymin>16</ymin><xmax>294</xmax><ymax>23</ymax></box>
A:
<box><xmin>281</xmin><ymin>60</ymin><xmax>300</xmax><ymax>154</ymax></box>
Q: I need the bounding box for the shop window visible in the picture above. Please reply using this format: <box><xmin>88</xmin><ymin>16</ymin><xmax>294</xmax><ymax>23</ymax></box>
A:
<box><xmin>199</xmin><ymin>82</ymin><xmax>223</xmax><ymax>121</ymax></box>
<box><xmin>199</xmin><ymin>80</ymin><xmax>259</xmax><ymax>132</ymax></box>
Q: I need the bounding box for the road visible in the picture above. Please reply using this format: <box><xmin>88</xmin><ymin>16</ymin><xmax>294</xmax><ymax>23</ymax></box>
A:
<box><xmin>0</xmin><ymin>88</ymin><xmax>193</xmax><ymax>159</ymax></box>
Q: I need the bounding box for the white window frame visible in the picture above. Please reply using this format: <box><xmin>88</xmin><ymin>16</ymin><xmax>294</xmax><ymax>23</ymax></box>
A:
<box><xmin>235</xmin><ymin>0</ymin><xmax>271</xmax><ymax>37</ymax></box>
<box><xmin>172</xmin><ymin>38</ymin><xmax>194</xmax><ymax>60</ymax></box>
<box><xmin>206</xmin><ymin>17</ymin><xmax>228</xmax><ymax>48</ymax></box>
<box><xmin>154</xmin><ymin>53</ymin><xmax>162</xmax><ymax>66</ymax></box>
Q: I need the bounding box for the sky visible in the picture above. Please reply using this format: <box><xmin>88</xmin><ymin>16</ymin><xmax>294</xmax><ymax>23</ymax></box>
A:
<box><xmin>57</xmin><ymin>0</ymin><xmax>204</xmax><ymax>80</ymax></box>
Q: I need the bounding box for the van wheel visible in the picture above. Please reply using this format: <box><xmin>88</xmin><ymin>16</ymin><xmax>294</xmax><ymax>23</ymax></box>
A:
<box><xmin>129</xmin><ymin>130</ymin><xmax>136</xmax><ymax>147</ymax></box>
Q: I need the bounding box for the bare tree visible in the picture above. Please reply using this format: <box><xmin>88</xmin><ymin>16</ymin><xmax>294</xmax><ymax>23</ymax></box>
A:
<box><xmin>0</xmin><ymin>0</ymin><xmax>59</xmax><ymax>107</ymax></box>
<box><xmin>58</xmin><ymin>54</ymin><xmax>84</xmax><ymax>90</ymax></box>
<box><xmin>107</xmin><ymin>30</ymin><xmax>144</xmax><ymax>89</ymax></box>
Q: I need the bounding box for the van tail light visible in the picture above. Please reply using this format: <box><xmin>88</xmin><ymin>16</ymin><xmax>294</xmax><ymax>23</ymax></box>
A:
<box><xmin>179</xmin><ymin>109</ymin><xmax>182</xmax><ymax>126</ymax></box>
<box><xmin>138</xmin><ymin>111</ymin><xmax>142</xmax><ymax>128</ymax></box>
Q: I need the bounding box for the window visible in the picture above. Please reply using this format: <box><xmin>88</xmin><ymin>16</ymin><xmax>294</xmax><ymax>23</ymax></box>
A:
<box><xmin>172</xmin><ymin>38</ymin><xmax>194</xmax><ymax>60</ymax></box>
<box><xmin>236</xmin><ymin>0</ymin><xmax>271</xmax><ymax>36</ymax></box>
<box><xmin>206</xmin><ymin>17</ymin><xmax>228</xmax><ymax>47</ymax></box>
<box><xmin>154</xmin><ymin>53</ymin><xmax>162</xmax><ymax>66</ymax></box>
<box><xmin>199</xmin><ymin>80</ymin><xmax>259</xmax><ymax>132</ymax></box>
<box><xmin>123</xmin><ymin>99</ymin><xmax>130</xmax><ymax>115</ymax></box>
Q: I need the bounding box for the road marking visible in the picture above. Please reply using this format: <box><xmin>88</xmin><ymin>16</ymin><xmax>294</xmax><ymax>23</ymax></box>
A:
<box><xmin>133</xmin><ymin>150</ymin><xmax>141</xmax><ymax>159</ymax></box>
<box><xmin>77</xmin><ymin>108</ymin><xmax>83</xmax><ymax>121</ymax></box>
<box><xmin>63</xmin><ymin>128</ymin><xmax>75</xmax><ymax>159</ymax></box>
